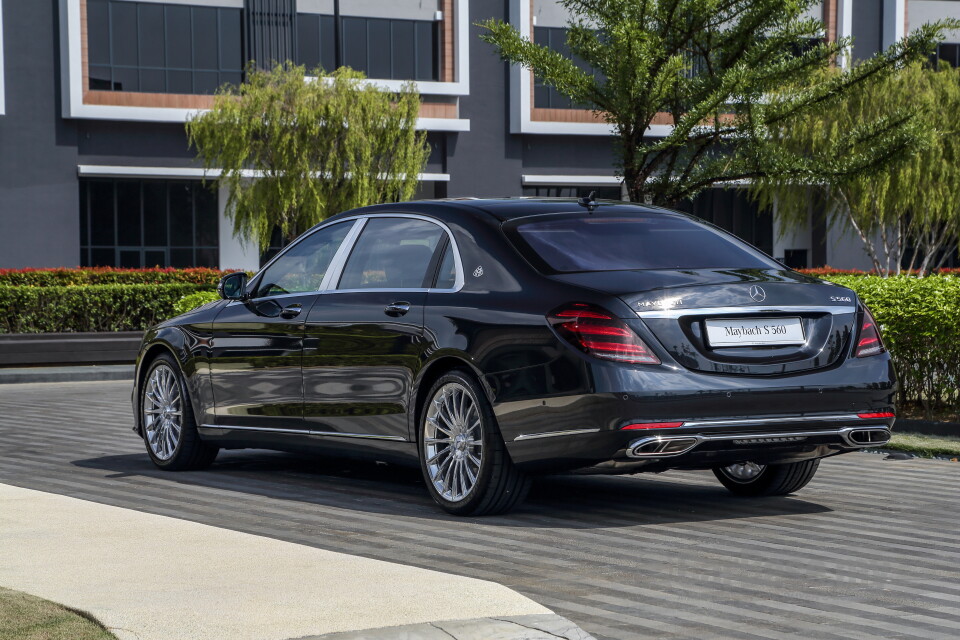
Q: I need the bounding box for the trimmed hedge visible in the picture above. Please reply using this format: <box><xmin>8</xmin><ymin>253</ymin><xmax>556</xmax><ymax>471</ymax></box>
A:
<box><xmin>0</xmin><ymin>283</ymin><xmax>211</xmax><ymax>333</ymax></box>
<box><xmin>821</xmin><ymin>274</ymin><xmax>960</xmax><ymax>411</ymax></box>
<box><xmin>0</xmin><ymin>267</ymin><xmax>230</xmax><ymax>287</ymax></box>
<box><xmin>801</xmin><ymin>266</ymin><xmax>960</xmax><ymax>277</ymax></box>
<box><xmin>173</xmin><ymin>290</ymin><xmax>221</xmax><ymax>316</ymax></box>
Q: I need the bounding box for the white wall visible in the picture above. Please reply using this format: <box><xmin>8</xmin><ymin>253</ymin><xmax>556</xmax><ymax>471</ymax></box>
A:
<box><xmin>298</xmin><ymin>0</ymin><xmax>440</xmax><ymax>20</ymax></box>
<box><xmin>217</xmin><ymin>186</ymin><xmax>261</xmax><ymax>272</ymax></box>
<box><xmin>533</xmin><ymin>0</ymin><xmax>569</xmax><ymax>28</ymax></box>
<box><xmin>825</xmin><ymin>222</ymin><xmax>877</xmax><ymax>270</ymax></box>
<box><xmin>909</xmin><ymin>0</ymin><xmax>960</xmax><ymax>39</ymax></box>
<box><xmin>772</xmin><ymin>204</ymin><xmax>813</xmax><ymax>266</ymax></box>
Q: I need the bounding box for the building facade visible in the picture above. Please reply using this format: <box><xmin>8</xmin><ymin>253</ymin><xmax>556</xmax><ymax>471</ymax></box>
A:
<box><xmin>0</xmin><ymin>0</ymin><xmax>958</xmax><ymax>271</ymax></box>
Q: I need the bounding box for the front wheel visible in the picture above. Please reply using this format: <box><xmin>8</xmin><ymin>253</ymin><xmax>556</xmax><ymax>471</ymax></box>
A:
<box><xmin>141</xmin><ymin>354</ymin><xmax>219</xmax><ymax>471</ymax></box>
<box><xmin>713</xmin><ymin>459</ymin><xmax>820</xmax><ymax>496</ymax></box>
<box><xmin>419</xmin><ymin>371</ymin><xmax>529</xmax><ymax>516</ymax></box>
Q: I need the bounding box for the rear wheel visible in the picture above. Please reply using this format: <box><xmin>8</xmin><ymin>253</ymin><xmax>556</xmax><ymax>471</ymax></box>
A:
<box><xmin>713</xmin><ymin>459</ymin><xmax>820</xmax><ymax>496</ymax></box>
<box><xmin>141</xmin><ymin>354</ymin><xmax>219</xmax><ymax>471</ymax></box>
<box><xmin>419</xmin><ymin>371</ymin><xmax>529</xmax><ymax>516</ymax></box>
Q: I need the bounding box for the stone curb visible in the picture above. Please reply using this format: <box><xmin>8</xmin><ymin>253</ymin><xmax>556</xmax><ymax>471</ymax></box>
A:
<box><xmin>290</xmin><ymin>614</ymin><xmax>596</xmax><ymax>640</ymax></box>
<box><xmin>0</xmin><ymin>365</ymin><xmax>134</xmax><ymax>384</ymax></box>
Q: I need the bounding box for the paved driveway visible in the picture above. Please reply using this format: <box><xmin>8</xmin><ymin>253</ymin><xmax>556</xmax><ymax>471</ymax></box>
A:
<box><xmin>1</xmin><ymin>381</ymin><xmax>957</xmax><ymax>640</ymax></box>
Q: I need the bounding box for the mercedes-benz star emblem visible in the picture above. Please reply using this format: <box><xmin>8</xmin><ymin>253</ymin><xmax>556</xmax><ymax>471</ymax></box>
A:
<box><xmin>749</xmin><ymin>285</ymin><xmax>767</xmax><ymax>302</ymax></box>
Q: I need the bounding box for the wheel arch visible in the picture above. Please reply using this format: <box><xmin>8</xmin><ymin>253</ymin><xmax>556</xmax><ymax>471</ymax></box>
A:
<box><xmin>409</xmin><ymin>354</ymin><xmax>488</xmax><ymax>443</ymax></box>
<box><xmin>133</xmin><ymin>330</ymin><xmax>195</xmax><ymax>435</ymax></box>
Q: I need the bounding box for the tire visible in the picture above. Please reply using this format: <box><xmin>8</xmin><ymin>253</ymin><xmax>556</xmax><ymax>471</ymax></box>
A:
<box><xmin>140</xmin><ymin>353</ymin><xmax>219</xmax><ymax>471</ymax></box>
<box><xmin>418</xmin><ymin>370</ymin><xmax>530</xmax><ymax>516</ymax></box>
<box><xmin>713</xmin><ymin>459</ymin><xmax>820</xmax><ymax>497</ymax></box>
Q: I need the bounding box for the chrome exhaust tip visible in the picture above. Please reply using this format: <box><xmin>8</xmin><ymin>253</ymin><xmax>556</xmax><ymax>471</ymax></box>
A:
<box><xmin>840</xmin><ymin>427</ymin><xmax>892</xmax><ymax>447</ymax></box>
<box><xmin>627</xmin><ymin>435</ymin><xmax>703</xmax><ymax>458</ymax></box>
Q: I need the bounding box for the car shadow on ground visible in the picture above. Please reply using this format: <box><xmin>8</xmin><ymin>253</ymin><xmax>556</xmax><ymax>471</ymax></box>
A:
<box><xmin>71</xmin><ymin>448</ymin><xmax>831</xmax><ymax>529</ymax></box>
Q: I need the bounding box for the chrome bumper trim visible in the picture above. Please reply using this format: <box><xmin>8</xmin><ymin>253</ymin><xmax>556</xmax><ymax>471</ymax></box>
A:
<box><xmin>626</xmin><ymin>427</ymin><xmax>892</xmax><ymax>459</ymax></box>
<box><xmin>514</xmin><ymin>428</ymin><xmax>601</xmax><ymax>442</ymax></box>
<box><xmin>680</xmin><ymin>414</ymin><xmax>863</xmax><ymax>429</ymax></box>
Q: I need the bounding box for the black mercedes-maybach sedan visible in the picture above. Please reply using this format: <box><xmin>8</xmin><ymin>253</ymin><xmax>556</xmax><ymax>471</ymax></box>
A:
<box><xmin>132</xmin><ymin>198</ymin><xmax>896</xmax><ymax>515</ymax></box>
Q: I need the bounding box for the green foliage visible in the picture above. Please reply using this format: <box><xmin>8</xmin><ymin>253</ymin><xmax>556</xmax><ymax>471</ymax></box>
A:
<box><xmin>820</xmin><ymin>274</ymin><xmax>960</xmax><ymax>411</ymax></box>
<box><xmin>0</xmin><ymin>267</ymin><xmax>229</xmax><ymax>286</ymax></box>
<box><xmin>173</xmin><ymin>290</ymin><xmax>221</xmax><ymax>315</ymax></box>
<box><xmin>0</xmin><ymin>284</ymin><xmax>211</xmax><ymax>333</ymax></box>
<box><xmin>480</xmin><ymin>1</ymin><xmax>958</xmax><ymax>205</ymax></box>
<box><xmin>0</xmin><ymin>587</ymin><xmax>117</xmax><ymax>640</ymax></box>
<box><xmin>885</xmin><ymin>433</ymin><xmax>960</xmax><ymax>458</ymax></box>
<box><xmin>186</xmin><ymin>64</ymin><xmax>430</xmax><ymax>251</ymax></box>
<box><xmin>754</xmin><ymin>63</ymin><xmax>960</xmax><ymax>275</ymax></box>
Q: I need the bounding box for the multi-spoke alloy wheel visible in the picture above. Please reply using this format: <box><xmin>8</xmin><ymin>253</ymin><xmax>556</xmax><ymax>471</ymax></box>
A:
<box><xmin>713</xmin><ymin>458</ymin><xmax>821</xmax><ymax>497</ymax></box>
<box><xmin>424</xmin><ymin>382</ymin><xmax>483</xmax><ymax>502</ymax></box>
<box><xmin>143</xmin><ymin>363</ymin><xmax>183</xmax><ymax>461</ymax></box>
<box><xmin>419</xmin><ymin>371</ymin><xmax>530</xmax><ymax>516</ymax></box>
<box><xmin>140</xmin><ymin>354</ymin><xmax>219</xmax><ymax>471</ymax></box>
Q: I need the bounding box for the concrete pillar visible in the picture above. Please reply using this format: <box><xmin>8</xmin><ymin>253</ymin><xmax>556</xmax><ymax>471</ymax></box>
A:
<box><xmin>217</xmin><ymin>185</ymin><xmax>261</xmax><ymax>272</ymax></box>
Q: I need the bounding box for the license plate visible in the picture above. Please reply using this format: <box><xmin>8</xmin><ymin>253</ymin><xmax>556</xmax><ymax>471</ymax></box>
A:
<box><xmin>704</xmin><ymin>317</ymin><xmax>805</xmax><ymax>347</ymax></box>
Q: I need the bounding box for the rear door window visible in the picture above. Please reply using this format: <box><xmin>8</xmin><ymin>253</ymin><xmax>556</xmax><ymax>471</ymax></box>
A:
<box><xmin>338</xmin><ymin>217</ymin><xmax>446</xmax><ymax>290</ymax></box>
<box><xmin>506</xmin><ymin>212</ymin><xmax>779</xmax><ymax>273</ymax></box>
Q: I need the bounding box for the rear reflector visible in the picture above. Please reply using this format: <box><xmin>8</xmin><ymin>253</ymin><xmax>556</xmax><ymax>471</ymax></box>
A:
<box><xmin>548</xmin><ymin>303</ymin><xmax>660</xmax><ymax>365</ymax></box>
<box><xmin>622</xmin><ymin>421</ymin><xmax>685</xmax><ymax>430</ymax></box>
<box><xmin>857</xmin><ymin>412</ymin><xmax>895</xmax><ymax>419</ymax></box>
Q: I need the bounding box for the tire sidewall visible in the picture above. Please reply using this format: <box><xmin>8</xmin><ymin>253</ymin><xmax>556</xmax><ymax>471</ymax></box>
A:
<box><xmin>141</xmin><ymin>354</ymin><xmax>189</xmax><ymax>469</ymax></box>
<box><xmin>418</xmin><ymin>371</ymin><xmax>498</xmax><ymax>515</ymax></box>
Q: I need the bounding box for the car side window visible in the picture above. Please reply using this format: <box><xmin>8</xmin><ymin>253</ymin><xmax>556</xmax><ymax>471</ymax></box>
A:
<box><xmin>434</xmin><ymin>243</ymin><xmax>457</xmax><ymax>289</ymax></box>
<box><xmin>338</xmin><ymin>218</ymin><xmax>445</xmax><ymax>290</ymax></box>
<box><xmin>254</xmin><ymin>222</ymin><xmax>352</xmax><ymax>298</ymax></box>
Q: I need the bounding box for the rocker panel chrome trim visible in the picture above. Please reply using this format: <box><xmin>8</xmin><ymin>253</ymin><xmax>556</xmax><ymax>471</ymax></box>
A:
<box><xmin>201</xmin><ymin>424</ymin><xmax>406</xmax><ymax>442</ymax></box>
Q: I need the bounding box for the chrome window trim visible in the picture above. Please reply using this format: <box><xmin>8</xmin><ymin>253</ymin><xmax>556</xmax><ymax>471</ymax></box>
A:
<box><xmin>514</xmin><ymin>428</ymin><xmax>601</xmax><ymax>441</ymax></box>
<box><xmin>247</xmin><ymin>218</ymin><xmax>364</xmax><ymax>300</ymax></box>
<box><xmin>328</xmin><ymin>212</ymin><xmax>465</xmax><ymax>293</ymax></box>
<box><xmin>201</xmin><ymin>424</ymin><xmax>406</xmax><ymax>442</ymax></box>
<box><xmin>635</xmin><ymin>305</ymin><xmax>856</xmax><ymax>319</ymax></box>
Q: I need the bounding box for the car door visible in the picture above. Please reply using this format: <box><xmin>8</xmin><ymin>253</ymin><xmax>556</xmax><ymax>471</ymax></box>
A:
<box><xmin>302</xmin><ymin>215</ymin><xmax>448</xmax><ymax>440</ymax></box>
<box><xmin>208</xmin><ymin>220</ymin><xmax>358</xmax><ymax>430</ymax></box>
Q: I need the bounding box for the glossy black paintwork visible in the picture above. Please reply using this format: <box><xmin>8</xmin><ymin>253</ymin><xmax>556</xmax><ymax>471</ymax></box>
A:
<box><xmin>133</xmin><ymin>199</ymin><xmax>897</xmax><ymax>475</ymax></box>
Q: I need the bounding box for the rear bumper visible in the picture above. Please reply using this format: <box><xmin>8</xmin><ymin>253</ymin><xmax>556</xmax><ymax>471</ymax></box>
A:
<box><xmin>492</xmin><ymin>352</ymin><xmax>896</xmax><ymax>473</ymax></box>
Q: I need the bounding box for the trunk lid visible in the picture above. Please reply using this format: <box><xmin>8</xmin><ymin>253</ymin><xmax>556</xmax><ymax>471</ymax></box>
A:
<box><xmin>551</xmin><ymin>269</ymin><xmax>859</xmax><ymax>375</ymax></box>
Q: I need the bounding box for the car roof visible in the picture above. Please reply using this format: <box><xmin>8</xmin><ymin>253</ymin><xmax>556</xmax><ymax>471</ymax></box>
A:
<box><xmin>323</xmin><ymin>197</ymin><xmax>672</xmax><ymax>225</ymax></box>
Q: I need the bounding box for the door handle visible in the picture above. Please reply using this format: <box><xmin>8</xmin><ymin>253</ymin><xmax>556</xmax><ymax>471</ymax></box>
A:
<box><xmin>384</xmin><ymin>301</ymin><xmax>411</xmax><ymax>317</ymax></box>
<box><xmin>280</xmin><ymin>304</ymin><xmax>302</xmax><ymax>319</ymax></box>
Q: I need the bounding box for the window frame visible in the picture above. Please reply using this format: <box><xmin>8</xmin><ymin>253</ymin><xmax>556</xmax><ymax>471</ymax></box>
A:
<box><xmin>245</xmin><ymin>213</ymin><xmax>465</xmax><ymax>300</ymax></box>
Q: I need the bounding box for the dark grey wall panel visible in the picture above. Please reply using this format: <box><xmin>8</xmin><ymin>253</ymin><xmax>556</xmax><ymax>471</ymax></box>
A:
<box><xmin>521</xmin><ymin>135</ymin><xmax>616</xmax><ymax>175</ymax></box>
<box><xmin>446</xmin><ymin>0</ymin><xmax>523</xmax><ymax>198</ymax></box>
<box><xmin>852</xmin><ymin>0</ymin><xmax>884</xmax><ymax>62</ymax></box>
<box><xmin>0</xmin><ymin>0</ymin><xmax>80</xmax><ymax>268</ymax></box>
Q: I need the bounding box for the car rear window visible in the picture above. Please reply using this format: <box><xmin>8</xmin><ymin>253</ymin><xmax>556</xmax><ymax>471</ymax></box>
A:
<box><xmin>506</xmin><ymin>212</ymin><xmax>779</xmax><ymax>273</ymax></box>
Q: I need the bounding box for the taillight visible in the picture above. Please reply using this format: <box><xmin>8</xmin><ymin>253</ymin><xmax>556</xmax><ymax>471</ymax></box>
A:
<box><xmin>854</xmin><ymin>306</ymin><xmax>885</xmax><ymax>358</ymax></box>
<box><xmin>548</xmin><ymin>303</ymin><xmax>660</xmax><ymax>364</ymax></box>
<box><xmin>857</xmin><ymin>411</ymin><xmax>895</xmax><ymax>419</ymax></box>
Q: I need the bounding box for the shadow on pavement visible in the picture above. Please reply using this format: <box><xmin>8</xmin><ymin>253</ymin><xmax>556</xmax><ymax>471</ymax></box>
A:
<box><xmin>71</xmin><ymin>447</ymin><xmax>831</xmax><ymax>529</ymax></box>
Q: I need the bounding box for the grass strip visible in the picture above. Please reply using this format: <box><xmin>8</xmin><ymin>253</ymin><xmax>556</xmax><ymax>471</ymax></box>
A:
<box><xmin>884</xmin><ymin>433</ymin><xmax>960</xmax><ymax>458</ymax></box>
<box><xmin>0</xmin><ymin>587</ymin><xmax>116</xmax><ymax>640</ymax></box>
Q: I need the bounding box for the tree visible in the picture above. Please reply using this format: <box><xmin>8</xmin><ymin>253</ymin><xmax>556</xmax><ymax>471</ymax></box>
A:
<box><xmin>480</xmin><ymin>1</ymin><xmax>958</xmax><ymax>207</ymax></box>
<box><xmin>752</xmin><ymin>63</ymin><xmax>960</xmax><ymax>275</ymax></box>
<box><xmin>186</xmin><ymin>64</ymin><xmax>430</xmax><ymax>251</ymax></box>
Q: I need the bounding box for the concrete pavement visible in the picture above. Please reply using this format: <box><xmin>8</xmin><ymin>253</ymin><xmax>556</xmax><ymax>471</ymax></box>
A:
<box><xmin>0</xmin><ymin>483</ymin><xmax>588</xmax><ymax>640</ymax></box>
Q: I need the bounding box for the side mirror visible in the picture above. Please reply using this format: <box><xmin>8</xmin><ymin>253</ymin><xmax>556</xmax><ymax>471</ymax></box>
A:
<box><xmin>217</xmin><ymin>272</ymin><xmax>248</xmax><ymax>301</ymax></box>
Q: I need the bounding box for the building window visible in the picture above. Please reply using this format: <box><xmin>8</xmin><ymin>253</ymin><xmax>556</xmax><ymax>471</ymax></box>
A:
<box><xmin>675</xmin><ymin>188</ymin><xmax>773</xmax><ymax>256</ymax></box>
<box><xmin>87</xmin><ymin>1</ymin><xmax>243</xmax><ymax>94</ymax></box>
<box><xmin>533</xmin><ymin>27</ymin><xmax>601</xmax><ymax>109</ymax></box>
<box><xmin>79</xmin><ymin>179</ymin><xmax>219</xmax><ymax>268</ymax></box>
<box><xmin>297</xmin><ymin>14</ymin><xmax>439</xmax><ymax>80</ymax></box>
<box><xmin>930</xmin><ymin>43</ymin><xmax>960</xmax><ymax>68</ymax></box>
<box><xmin>522</xmin><ymin>186</ymin><xmax>622</xmax><ymax>200</ymax></box>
